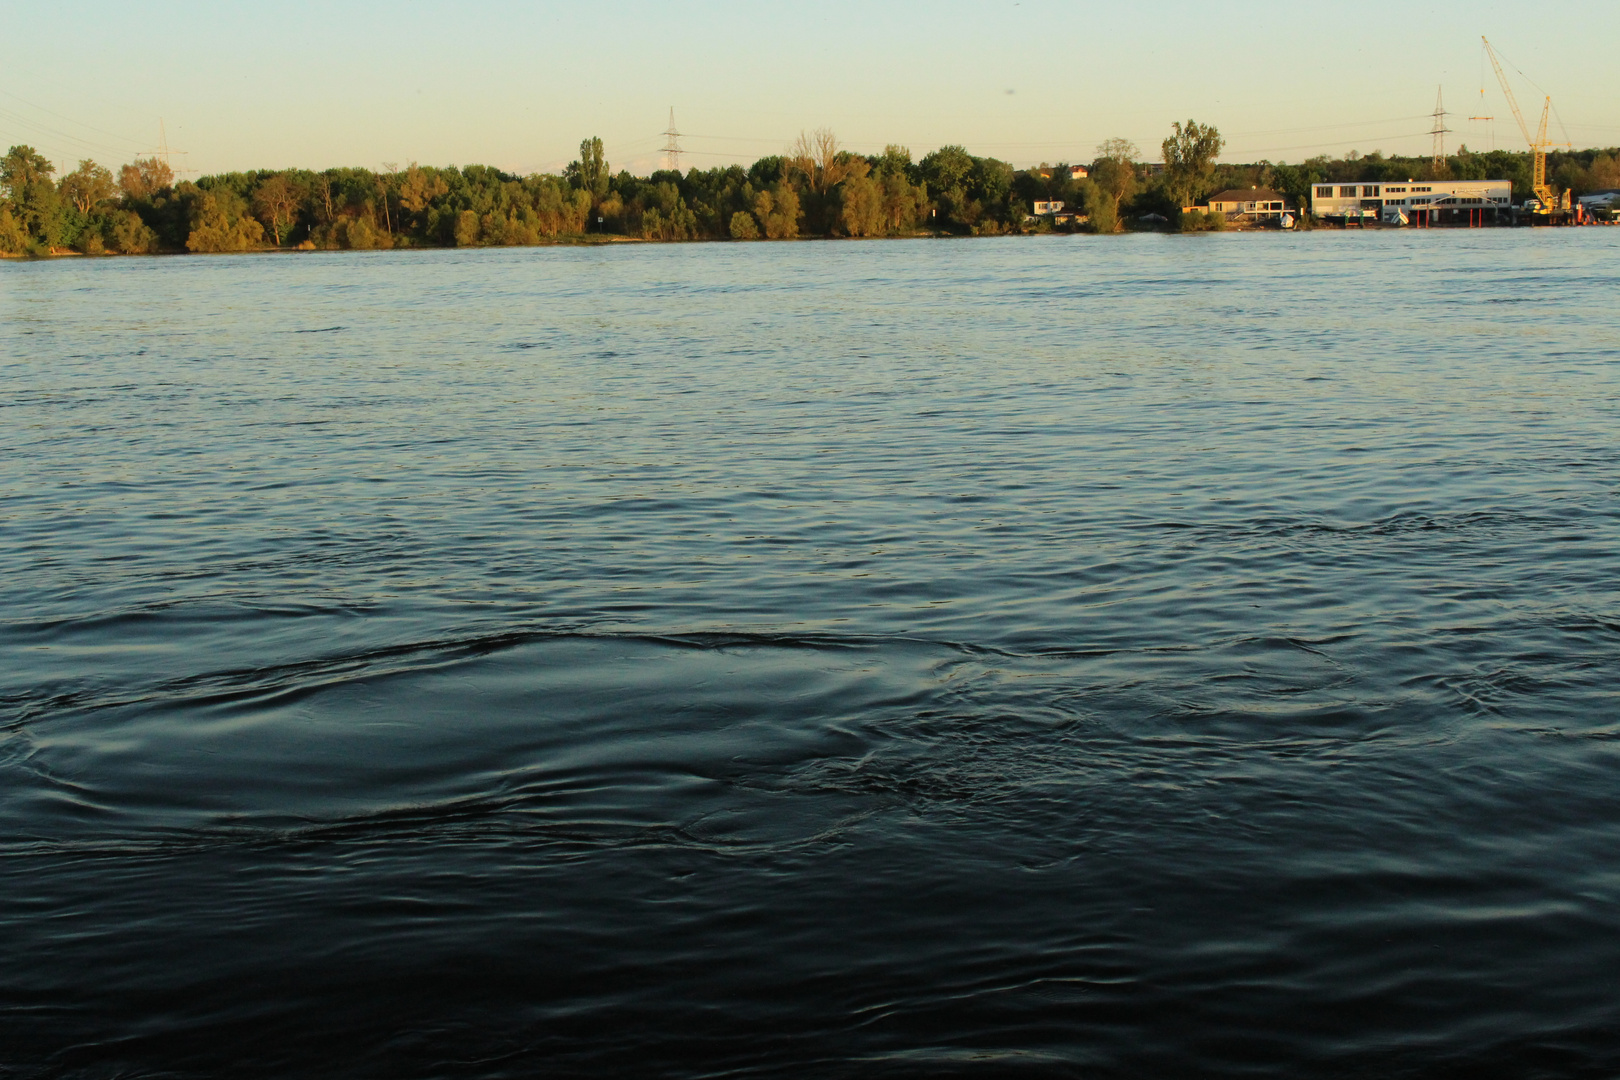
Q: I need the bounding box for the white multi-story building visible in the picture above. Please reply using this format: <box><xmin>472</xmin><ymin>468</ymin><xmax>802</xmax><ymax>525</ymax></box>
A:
<box><xmin>1310</xmin><ymin>179</ymin><xmax>1511</xmax><ymax>224</ymax></box>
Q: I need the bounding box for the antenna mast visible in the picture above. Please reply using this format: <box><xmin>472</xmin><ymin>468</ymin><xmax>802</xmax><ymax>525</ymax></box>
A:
<box><xmin>662</xmin><ymin>108</ymin><xmax>684</xmax><ymax>173</ymax></box>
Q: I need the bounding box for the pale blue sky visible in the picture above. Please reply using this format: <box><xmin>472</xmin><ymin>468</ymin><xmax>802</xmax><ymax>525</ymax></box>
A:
<box><xmin>3</xmin><ymin>0</ymin><xmax>1615</xmax><ymax>177</ymax></box>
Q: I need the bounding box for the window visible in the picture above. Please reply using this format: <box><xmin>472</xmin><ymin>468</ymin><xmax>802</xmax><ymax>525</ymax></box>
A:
<box><xmin>1362</xmin><ymin>185</ymin><xmax>1378</xmax><ymax>197</ymax></box>
<box><xmin>1339</xmin><ymin>185</ymin><xmax>1357</xmax><ymax>197</ymax></box>
<box><xmin>1315</xmin><ymin>186</ymin><xmax>1334</xmax><ymax>198</ymax></box>
<box><xmin>1386</xmin><ymin>186</ymin><xmax>1406</xmax><ymax>194</ymax></box>
<box><xmin>1413</xmin><ymin>186</ymin><xmax>1431</xmax><ymax>193</ymax></box>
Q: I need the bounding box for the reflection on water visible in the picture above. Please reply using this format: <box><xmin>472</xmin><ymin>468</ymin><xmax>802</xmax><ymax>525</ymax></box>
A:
<box><xmin>3</xmin><ymin>231</ymin><xmax>1620</xmax><ymax>1077</ymax></box>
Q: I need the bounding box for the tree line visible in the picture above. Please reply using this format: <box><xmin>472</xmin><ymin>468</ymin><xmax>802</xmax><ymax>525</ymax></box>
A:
<box><xmin>3</xmin><ymin>121</ymin><xmax>1616</xmax><ymax>256</ymax></box>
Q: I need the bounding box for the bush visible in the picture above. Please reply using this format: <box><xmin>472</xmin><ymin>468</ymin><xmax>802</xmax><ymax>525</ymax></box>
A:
<box><xmin>729</xmin><ymin>211</ymin><xmax>759</xmax><ymax>239</ymax></box>
<box><xmin>185</xmin><ymin>191</ymin><xmax>265</xmax><ymax>252</ymax></box>
<box><xmin>0</xmin><ymin>207</ymin><xmax>27</xmax><ymax>255</ymax></box>
<box><xmin>340</xmin><ymin>216</ymin><xmax>387</xmax><ymax>250</ymax></box>
<box><xmin>1177</xmin><ymin>208</ymin><xmax>1225</xmax><ymax>232</ymax></box>
<box><xmin>1087</xmin><ymin>193</ymin><xmax>1118</xmax><ymax>234</ymax></box>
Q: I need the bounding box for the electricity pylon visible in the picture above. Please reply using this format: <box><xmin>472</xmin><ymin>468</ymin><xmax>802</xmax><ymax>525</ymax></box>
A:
<box><xmin>662</xmin><ymin>108</ymin><xmax>684</xmax><ymax>173</ymax></box>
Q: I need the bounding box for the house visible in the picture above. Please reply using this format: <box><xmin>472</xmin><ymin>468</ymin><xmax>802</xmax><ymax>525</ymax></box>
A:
<box><xmin>1033</xmin><ymin>200</ymin><xmax>1066</xmax><ymax>216</ymax></box>
<box><xmin>1070</xmin><ymin>165</ymin><xmax>1089</xmax><ymax>180</ymax></box>
<box><xmin>1310</xmin><ymin>179</ymin><xmax>1510</xmax><ymax>225</ymax></box>
<box><xmin>1207</xmin><ymin>188</ymin><xmax>1290</xmax><ymax>218</ymax></box>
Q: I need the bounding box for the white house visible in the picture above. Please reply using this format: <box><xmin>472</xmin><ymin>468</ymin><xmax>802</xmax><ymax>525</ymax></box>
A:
<box><xmin>1033</xmin><ymin>200</ymin><xmax>1065</xmax><ymax>216</ymax></box>
<box><xmin>1207</xmin><ymin>188</ymin><xmax>1289</xmax><ymax>218</ymax></box>
<box><xmin>1310</xmin><ymin>179</ymin><xmax>1510</xmax><ymax>224</ymax></box>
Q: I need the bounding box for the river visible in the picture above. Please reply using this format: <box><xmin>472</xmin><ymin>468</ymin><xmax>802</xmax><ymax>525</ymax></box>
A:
<box><xmin>3</xmin><ymin>230</ymin><xmax>1619</xmax><ymax>1077</ymax></box>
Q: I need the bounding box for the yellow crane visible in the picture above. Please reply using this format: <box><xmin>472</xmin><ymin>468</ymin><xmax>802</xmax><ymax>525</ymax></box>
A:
<box><xmin>1481</xmin><ymin>36</ymin><xmax>1561</xmax><ymax>211</ymax></box>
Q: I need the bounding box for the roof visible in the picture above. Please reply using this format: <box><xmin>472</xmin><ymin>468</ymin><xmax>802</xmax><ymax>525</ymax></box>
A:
<box><xmin>1209</xmin><ymin>188</ymin><xmax>1287</xmax><ymax>203</ymax></box>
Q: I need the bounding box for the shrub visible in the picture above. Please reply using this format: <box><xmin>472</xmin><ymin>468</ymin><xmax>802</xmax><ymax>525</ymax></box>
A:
<box><xmin>1087</xmin><ymin>193</ymin><xmax>1118</xmax><ymax>234</ymax></box>
<box><xmin>186</xmin><ymin>191</ymin><xmax>265</xmax><ymax>252</ymax></box>
<box><xmin>1177</xmin><ymin>208</ymin><xmax>1225</xmax><ymax>232</ymax></box>
<box><xmin>108</xmin><ymin>210</ymin><xmax>158</xmax><ymax>253</ymax></box>
<box><xmin>729</xmin><ymin>211</ymin><xmax>759</xmax><ymax>239</ymax></box>
<box><xmin>0</xmin><ymin>207</ymin><xmax>27</xmax><ymax>254</ymax></box>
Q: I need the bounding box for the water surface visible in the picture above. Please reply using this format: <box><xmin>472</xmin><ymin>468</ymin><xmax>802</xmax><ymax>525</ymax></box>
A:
<box><xmin>3</xmin><ymin>231</ymin><xmax>1620</xmax><ymax>1077</ymax></box>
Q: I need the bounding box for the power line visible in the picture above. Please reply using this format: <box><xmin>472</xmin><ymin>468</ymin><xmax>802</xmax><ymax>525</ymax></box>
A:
<box><xmin>0</xmin><ymin>86</ymin><xmax>148</xmax><ymax>151</ymax></box>
<box><xmin>0</xmin><ymin>104</ymin><xmax>144</xmax><ymax>160</ymax></box>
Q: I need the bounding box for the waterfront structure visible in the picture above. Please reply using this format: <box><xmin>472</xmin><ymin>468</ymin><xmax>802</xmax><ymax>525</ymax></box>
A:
<box><xmin>1311</xmin><ymin>179</ymin><xmax>1510</xmax><ymax>225</ymax></box>
<box><xmin>1033</xmin><ymin>200</ymin><xmax>1065</xmax><ymax>215</ymax></box>
<box><xmin>1207</xmin><ymin>188</ymin><xmax>1289</xmax><ymax>220</ymax></box>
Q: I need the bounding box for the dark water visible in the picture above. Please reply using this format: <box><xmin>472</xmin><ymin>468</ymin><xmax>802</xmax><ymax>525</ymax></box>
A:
<box><xmin>3</xmin><ymin>231</ymin><xmax>1619</xmax><ymax>1078</ymax></box>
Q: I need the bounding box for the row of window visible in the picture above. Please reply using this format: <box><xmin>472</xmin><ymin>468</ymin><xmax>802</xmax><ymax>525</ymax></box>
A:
<box><xmin>1315</xmin><ymin>184</ymin><xmax>1439</xmax><ymax>198</ymax></box>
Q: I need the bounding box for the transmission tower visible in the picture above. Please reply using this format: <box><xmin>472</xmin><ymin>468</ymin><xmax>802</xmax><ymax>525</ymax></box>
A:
<box><xmin>1429</xmin><ymin>87</ymin><xmax>1452</xmax><ymax>169</ymax></box>
<box><xmin>662</xmin><ymin>107</ymin><xmax>684</xmax><ymax>172</ymax></box>
<box><xmin>147</xmin><ymin>118</ymin><xmax>193</xmax><ymax>176</ymax></box>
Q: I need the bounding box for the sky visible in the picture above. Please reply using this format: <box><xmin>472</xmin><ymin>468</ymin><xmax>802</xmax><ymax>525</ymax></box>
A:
<box><xmin>2</xmin><ymin>0</ymin><xmax>1617</xmax><ymax>178</ymax></box>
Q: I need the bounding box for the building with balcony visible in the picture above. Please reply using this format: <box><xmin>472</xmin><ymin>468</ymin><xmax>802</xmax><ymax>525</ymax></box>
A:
<box><xmin>1207</xmin><ymin>188</ymin><xmax>1290</xmax><ymax>219</ymax></box>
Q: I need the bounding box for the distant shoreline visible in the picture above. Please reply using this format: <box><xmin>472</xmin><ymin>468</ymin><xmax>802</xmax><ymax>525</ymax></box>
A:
<box><xmin>8</xmin><ymin>130</ymin><xmax>1614</xmax><ymax>259</ymax></box>
<box><xmin>12</xmin><ymin>222</ymin><xmax>1604</xmax><ymax>261</ymax></box>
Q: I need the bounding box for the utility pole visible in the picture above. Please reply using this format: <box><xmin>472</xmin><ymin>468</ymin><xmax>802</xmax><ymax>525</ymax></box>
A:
<box><xmin>1429</xmin><ymin>87</ymin><xmax>1452</xmax><ymax>170</ymax></box>
<box><xmin>662</xmin><ymin>108</ymin><xmax>684</xmax><ymax>173</ymax></box>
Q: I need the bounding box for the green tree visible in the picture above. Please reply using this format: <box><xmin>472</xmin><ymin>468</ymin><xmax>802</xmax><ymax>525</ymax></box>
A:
<box><xmin>919</xmin><ymin>145</ymin><xmax>974</xmax><ymax>192</ymax></box>
<box><xmin>752</xmin><ymin>184</ymin><xmax>799</xmax><ymax>239</ymax></box>
<box><xmin>454</xmin><ymin>209</ymin><xmax>479</xmax><ymax>246</ymax></box>
<box><xmin>1083</xmin><ymin>181</ymin><xmax>1119</xmax><ymax>234</ymax></box>
<box><xmin>59</xmin><ymin>160</ymin><xmax>116</xmax><ymax>215</ymax></box>
<box><xmin>569</xmin><ymin>137</ymin><xmax>609</xmax><ymax>198</ymax></box>
<box><xmin>1161</xmin><ymin>119</ymin><xmax>1224</xmax><ymax>208</ymax></box>
<box><xmin>728</xmin><ymin>210</ymin><xmax>759</xmax><ymax>239</ymax></box>
<box><xmin>118</xmin><ymin>157</ymin><xmax>174</xmax><ymax>201</ymax></box>
<box><xmin>2</xmin><ymin>145</ymin><xmax>67</xmax><ymax>249</ymax></box>
<box><xmin>184</xmin><ymin>187</ymin><xmax>265</xmax><ymax>252</ymax></box>
<box><xmin>0</xmin><ymin>206</ymin><xmax>27</xmax><ymax>254</ymax></box>
<box><xmin>251</xmin><ymin>174</ymin><xmax>305</xmax><ymax>245</ymax></box>
<box><xmin>1091</xmin><ymin>138</ymin><xmax>1139</xmax><ymax>208</ymax></box>
<box><xmin>339</xmin><ymin>216</ymin><xmax>386</xmax><ymax>249</ymax></box>
<box><xmin>880</xmin><ymin>172</ymin><xmax>926</xmax><ymax>233</ymax></box>
<box><xmin>838</xmin><ymin>173</ymin><xmax>883</xmax><ymax>236</ymax></box>
<box><xmin>107</xmin><ymin>209</ymin><xmax>157</xmax><ymax>254</ymax></box>
<box><xmin>397</xmin><ymin>162</ymin><xmax>449</xmax><ymax>220</ymax></box>
<box><xmin>1587</xmin><ymin>153</ymin><xmax>1620</xmax><ymax>191</ymax></box>
<box><xmin>1</xmin><ymin>145</ymin><xmax>54</xmax><ymax>197</ymax></box>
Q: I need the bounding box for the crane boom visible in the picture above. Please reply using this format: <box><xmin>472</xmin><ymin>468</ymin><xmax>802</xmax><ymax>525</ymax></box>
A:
<box><xmin>1481</xmin><ymin>36</ymin><xmax>1555</xmax><ymax>209</ymax></box>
